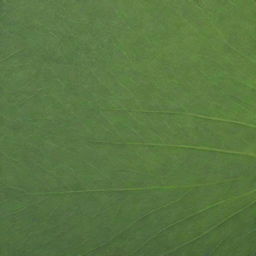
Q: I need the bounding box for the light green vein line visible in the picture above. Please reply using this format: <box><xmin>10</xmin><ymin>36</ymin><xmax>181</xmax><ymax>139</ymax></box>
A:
<box><xmin>103</xmin><ymin>109</ymin><xmax>256</xmax><ymax>129</ymax></box>
<box><xmin>132</xmin><ymin>188</ymin><xmax>256</xmax><ymax>255</ymax></box>
<box><xmin>162</xmin><ymin>198</ymin><xmax>256</xmax><ymax>256</ymax></box>
<box><xmin>90</xmin><ymin>141</ymin><xmax>256</xmax><ymax>159</ymax></box>
<box><xmin>25</xmin><ymin>178</ymin><xmax>239</xmax><ymax>196</ymax></box>
<box><xmin>83</xmin><ymin>191</ymin><xmax>190</xmax><ymax>256</ymax></box>
<box><xmin>0</xmin><ymin>48</ymin><xmax>24</xmax><ymax>63</ymax></box>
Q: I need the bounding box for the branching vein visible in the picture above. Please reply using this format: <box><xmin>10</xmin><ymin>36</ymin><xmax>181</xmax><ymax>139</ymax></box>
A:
<box><xmin>102</xmin><ymin>109</ymin><xmax>256</xmax><ymax>129</ymax></box>
<box><xmin>90</xmin><ymin>140</ymin><xmax>256</xmax><ymax>159</ymax></box>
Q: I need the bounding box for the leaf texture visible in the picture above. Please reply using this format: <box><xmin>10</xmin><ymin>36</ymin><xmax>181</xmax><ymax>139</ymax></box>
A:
<box><xmin>1</xmin><ymin>0</ymin><xmax>256</xmax><ymax>255</ymax></box>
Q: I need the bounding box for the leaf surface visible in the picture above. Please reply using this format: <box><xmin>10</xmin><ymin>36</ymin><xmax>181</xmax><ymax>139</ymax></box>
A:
<box><xmin>1</xmin><ymin>1</ymin><xmax>256</xmax><ymax>255</ymax></box>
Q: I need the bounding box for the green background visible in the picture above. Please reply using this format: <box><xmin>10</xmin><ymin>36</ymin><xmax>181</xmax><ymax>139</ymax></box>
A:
<box><xmin>1</xmin><ymin>0</ymin><xmax>256</xmax><ymax>255</ymax></box>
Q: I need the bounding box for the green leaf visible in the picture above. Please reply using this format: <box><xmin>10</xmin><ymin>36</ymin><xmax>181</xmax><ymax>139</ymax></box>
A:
<box><xmin>1</xmin><ymin>0</ymin><xmax>256</xmax><ymax>255</ymax></box>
